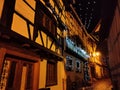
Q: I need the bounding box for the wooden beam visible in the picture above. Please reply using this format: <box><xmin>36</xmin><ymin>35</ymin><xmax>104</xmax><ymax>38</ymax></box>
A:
<box><xmin>0</xmin><ymin>48</ymin><xmax>6</xmax><ymax>74</ymax></box>
<box><xmin>1</xmin><ymin>0</ymin><xmax>15</xmax><ymax>28</ymax></box>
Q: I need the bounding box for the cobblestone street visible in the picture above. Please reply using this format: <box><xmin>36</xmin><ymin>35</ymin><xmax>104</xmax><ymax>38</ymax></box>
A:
<box><xmin>83</xmin><ymin>78</ymin><xmax>113</xmax><ymax>90</ymax></box>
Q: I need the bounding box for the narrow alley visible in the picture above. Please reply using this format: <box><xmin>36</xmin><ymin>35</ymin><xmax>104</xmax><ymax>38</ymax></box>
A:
<box><xmin>0</xmin><ymin>0</ymin><xmax>119</xmax><ymax>90</ymax></box>
<box><xmin>83</xmin><ymin>78</ymin><xmax>113</xmax><ymax>90</ymax></box>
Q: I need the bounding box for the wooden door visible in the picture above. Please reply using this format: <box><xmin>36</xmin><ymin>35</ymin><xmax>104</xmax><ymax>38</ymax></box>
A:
<box><xmin>0</xmin><ymin>57</ymin><xmax>34</xmax><ymax>90</ymax></box>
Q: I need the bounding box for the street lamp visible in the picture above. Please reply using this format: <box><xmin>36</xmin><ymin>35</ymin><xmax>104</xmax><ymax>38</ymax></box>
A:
<box><xmin>93</xmin><ymin>52</ymin><xmax>100</xmax><ymax>57</ymax></box>
<box><xmin>92</xmin><ymin>52</ymin><xmax>100</xmax><ymax>62</ymax></box>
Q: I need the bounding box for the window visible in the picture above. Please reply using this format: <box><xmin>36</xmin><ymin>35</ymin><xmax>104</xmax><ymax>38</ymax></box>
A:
<box><xmin>36</xmin><ymin>3</ymin><xmax>57</xmax><ymax>37</ymax></box>
<box><xmin>66</xmin><ymin>56</ymin><xmax>73</xmax><ymax>71</ymax></box>
<box><xmin>46</xmin><ymin>61</ymin><xmax>57</xmax><ymax>86</ymax></box>
<box><xmin>76</xmin><ymin>60</ymin><xmax>81</xmax><ymax>73</ymax></box>
<box><xmin>43</xmin><ymin>13</ymin><xmax>56</xmax><ymax>36</ymax></box>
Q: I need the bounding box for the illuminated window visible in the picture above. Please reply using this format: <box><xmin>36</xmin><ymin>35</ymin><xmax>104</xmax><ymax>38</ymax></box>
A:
<box><xmin>46</xmin><ymin>61</ymin><xmax>57</xmax><ymax>86</ymax></box>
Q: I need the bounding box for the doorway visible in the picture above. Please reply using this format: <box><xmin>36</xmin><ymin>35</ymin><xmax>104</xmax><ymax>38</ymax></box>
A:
<box><xmin>0</xmin><ymin>56</ymin><xmax>34</xmax><ymax>90</ymax></box>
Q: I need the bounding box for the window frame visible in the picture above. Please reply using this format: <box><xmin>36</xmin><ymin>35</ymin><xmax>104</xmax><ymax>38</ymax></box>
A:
<box><xmin>66</xmin><ymin>56</ymin><xmax>74</xmax><ymax>71</ymax></box>
<box><xmin>35</xmin><ymin>2</ymin><xmax>57</xmax><ymax>37</ymax></box>
<box><xmin>75</xmin><ymin>60</ymin><xmax>81</xmax><ymax>73</ymax></box>
<box><xmin>46</xmin><ymin>60</ymin><xmax>57</xmax><ymax>86</ymax></box>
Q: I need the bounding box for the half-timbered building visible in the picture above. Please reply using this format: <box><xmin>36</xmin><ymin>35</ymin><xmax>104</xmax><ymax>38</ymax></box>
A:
<box><xmin>0</xmin><ymin>0</ymin><xmax>109</xmax><ymax>90</ymax></box>
<box><xmin>0</xmin><ymin>0</ymin><xmax>66</xmax><ymax>90</ymax></box>
<box><xmin>62</xmin><ymin>2</ymin><xmax>92</xmax><ymax>90</ymax></box>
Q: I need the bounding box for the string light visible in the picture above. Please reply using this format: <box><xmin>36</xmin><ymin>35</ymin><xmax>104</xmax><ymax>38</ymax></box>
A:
<box><xmin>93</xmin><ymin>1</ymin><xmax>96</xmax><ymax>4</ymax></box>
<box><xmin>73</xmin><ymin>0</ymin><xmax>100</xmax><ymax>32</ymax></box>
<box><xmin>88</xmin><ymin>2</ymin><xmax>90</xmax><ymax>4</ymax></box>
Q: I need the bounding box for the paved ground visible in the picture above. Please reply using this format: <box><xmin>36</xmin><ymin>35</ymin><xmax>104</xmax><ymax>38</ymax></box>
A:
<box><xmin>83</xmin><ymin>78</ymin><xmax>113</xmax><ymax>90</ymax></box>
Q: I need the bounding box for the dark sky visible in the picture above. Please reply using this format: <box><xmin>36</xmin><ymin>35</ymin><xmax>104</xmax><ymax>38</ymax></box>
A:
<box><xmin>73</xmin><ymin>0</ymin><xmax>101</xmax><ymax>33</ymax></box>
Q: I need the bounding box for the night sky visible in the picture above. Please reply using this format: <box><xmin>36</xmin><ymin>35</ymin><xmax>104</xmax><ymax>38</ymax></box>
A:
<box><xmin>73</xmin><ymin>0</ymin><xmax>101</xmax><ymax>33</ymax></box>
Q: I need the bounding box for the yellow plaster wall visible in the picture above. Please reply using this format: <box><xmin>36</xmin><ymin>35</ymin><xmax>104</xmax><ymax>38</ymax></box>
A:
<box><xmin>10</xmin><ymin>0</ymin><xmax>66</xmax><ymax>90</ymax></box>
<box><xmin>11</xmin><ymin>0</ymin><xmax>62</xmax><ymax>55</ymax></box>
<box><xmin>11</xmin><ymin>0</ymin><xmax>35</xmax><ymax>38</ymax></box>
<box><xmin>36</xmin><ymin>31</ymin><xmax>47</xmax><ymax>47</ymax></box>
<box><xmin>15</xmin><ymin>0</ymin><xmax>35</xmax><ymax>23</ymax></box>
<box><xmin>0</xmin><ymin>0</ymin><xmax>4</xmax><ymax>18</ymax></box>
<box><xmin>39</xmin><ymin>60</ymin><xmax>47</xmax><ymax>88</ymax></box>
<box><xmin>95</xmin><ymin>65</ymin><xmax>102</xmax><ymax>78</ymax></box>
<box><xmin>12</xmin><ymin>13</ymin><xmax>29</xmax><ymax>38</ymax></box>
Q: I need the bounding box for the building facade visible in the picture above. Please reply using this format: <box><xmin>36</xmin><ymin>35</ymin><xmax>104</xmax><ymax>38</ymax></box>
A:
<box><xmin>107</xmin><ymin>1</ymin><xmax>120</xmax><ymax>89</ymax></box>
<box><xmin>0</xmin><ymin>0</ymin><xmax>66</xmax><ymax>90</ymax></box>
<box><xmin>0</xmin><ymin>0</ymin><xmax>109</xmax><ymax>90</ymax></box>
<box><xmin>64</xmin><ymin>19</ymin><xmax>89</xmax><ymax>90</ymax></box>
<box><xmin>97</xmin><ymin>0</ymin><xmax>120</xmax><ymax>89</ymax></box>
<box><xmin>63</xmin><ymin>3</ymin><xmax>93</xmax><ymax>90</ymax></box>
